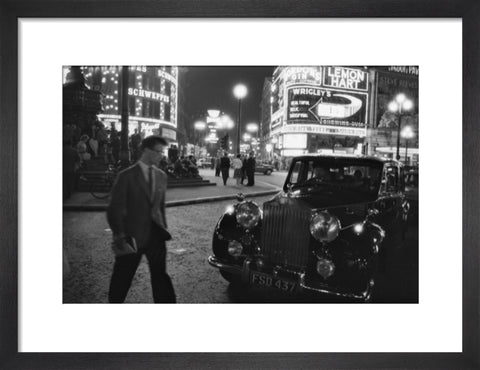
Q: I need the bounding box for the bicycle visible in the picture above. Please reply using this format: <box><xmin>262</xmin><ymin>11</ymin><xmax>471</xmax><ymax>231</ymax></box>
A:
<box><xmin>78</xmin><ymin>162</ymin><xmax>122</xmax><ymax>200</ymax></box>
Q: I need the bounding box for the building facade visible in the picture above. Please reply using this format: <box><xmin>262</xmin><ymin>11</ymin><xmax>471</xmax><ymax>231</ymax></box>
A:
<box><xmin>77</xmin><ymin>66</ymin><xmax>180</xmax><ymax>143</ymax></box>
<box><xmin>263</xmin><ymin>66</ymin><xmax>419</xmax><ymax>165</ymax></box>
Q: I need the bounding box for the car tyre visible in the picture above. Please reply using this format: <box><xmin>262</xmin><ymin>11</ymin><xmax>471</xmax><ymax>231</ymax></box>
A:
<box><xmin>265</xmin><ymin>169</ymin><xmax>272</xmax><ymax>175</ymax></box>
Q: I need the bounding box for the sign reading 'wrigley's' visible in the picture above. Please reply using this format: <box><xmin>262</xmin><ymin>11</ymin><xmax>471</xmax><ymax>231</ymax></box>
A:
<box><xmin>287</xmin><ymin>86</ymin><xmax>368</xmax><ymax>128</ymax></box>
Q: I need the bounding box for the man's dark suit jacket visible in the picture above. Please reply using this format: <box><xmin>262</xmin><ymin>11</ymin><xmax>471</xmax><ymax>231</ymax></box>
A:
<box><xmin>246</xmin><ymin>157</ymin><xmax>256</xmax><ymax>173</ymax></box>
<box><xmin>220</xmin><ymin>156</ymin><xmax>230</xmax><ymax>169</ymax></box>
<box><xmin>107</xmin><ymin>163</ymin><xmax>168</xmax><ymax>250</ymax></box>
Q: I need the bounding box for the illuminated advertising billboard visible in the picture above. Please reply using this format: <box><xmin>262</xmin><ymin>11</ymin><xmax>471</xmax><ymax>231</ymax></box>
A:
<box><xmin>286</xmin><ymin>85</ymin><xmax>368</xmax><ymax>128</ymax></box>
<box><xmin>323</xmin><ymin>66</ymin><xmax>368</xmax><ymax>91</ymax></box>
<box><xmin>271</xmin><ymin>67</ymin><xmax>369</xmax><ymax>136</ymax></box>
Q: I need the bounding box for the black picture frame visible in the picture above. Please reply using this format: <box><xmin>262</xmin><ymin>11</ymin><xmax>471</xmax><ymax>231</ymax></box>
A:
<box><xmin>1</xmin><ymin>1</ymin><xmax>478</xmax><ymax>369</ymax></box>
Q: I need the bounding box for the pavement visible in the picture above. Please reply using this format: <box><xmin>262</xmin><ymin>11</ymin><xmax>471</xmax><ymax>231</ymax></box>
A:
<box><xmin>63</xmin><ymin>168</ymin><xmax>283</xmax><ymax>211</ymax></box>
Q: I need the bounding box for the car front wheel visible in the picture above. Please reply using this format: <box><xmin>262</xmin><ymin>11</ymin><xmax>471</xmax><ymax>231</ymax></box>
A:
<box><xmin>265</xmin><ymin>170</ymin><xmax>272</xmax><ymax>175</ymax></box>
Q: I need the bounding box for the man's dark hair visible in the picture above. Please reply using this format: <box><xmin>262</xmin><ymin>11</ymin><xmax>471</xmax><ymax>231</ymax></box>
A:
<box><xmin>140</xmin><ymin>135</ymin><xmax>168</xmax><ymax>150</ymax></box>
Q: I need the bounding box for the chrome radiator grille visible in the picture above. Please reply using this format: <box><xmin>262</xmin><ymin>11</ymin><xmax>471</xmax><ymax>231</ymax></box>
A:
<box><xmin>261</xmin><ymin>202</ymin><xmax>311</xmax><ymax>270</ymax></box>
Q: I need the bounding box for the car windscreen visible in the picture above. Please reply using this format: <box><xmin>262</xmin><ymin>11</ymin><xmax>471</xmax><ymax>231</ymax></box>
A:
<box><xmin>286</xmin><ymin>159</ymin><xmax>383</xmax><ymax>201</ymax></box>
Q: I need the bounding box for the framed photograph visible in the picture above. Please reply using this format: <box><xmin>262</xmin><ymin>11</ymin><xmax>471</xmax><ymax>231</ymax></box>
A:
<box><xmin>1</xmin><ymin>1</ymin><xmax>478</xmax><ymax>369</ymax></box>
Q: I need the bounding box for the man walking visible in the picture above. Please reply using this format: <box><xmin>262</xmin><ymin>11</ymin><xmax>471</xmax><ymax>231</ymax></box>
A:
<box><xmin>245</xmin><ymin>151</ymin><xmax>256</xmax><ymax>186</ymax></box>
<box><xmin>107</xmin><ymin>135</ymin><xmax>176</xmax><ymax>303</ymax></box>
<box><xmin>220</xmin><ymin>151</ymin><xmax>231</xmax><ymax>186</ymax></box>
<box><xmin>63</xmin><ymin>140</ymin><xmax>80</xmax><ymax>200</ymax></box>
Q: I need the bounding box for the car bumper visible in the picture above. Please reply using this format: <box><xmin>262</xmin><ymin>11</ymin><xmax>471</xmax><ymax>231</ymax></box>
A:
<box><xmin>208</xmin><ymin>255</ymin><xmax>374</xmax><ymax>302</ymax></box>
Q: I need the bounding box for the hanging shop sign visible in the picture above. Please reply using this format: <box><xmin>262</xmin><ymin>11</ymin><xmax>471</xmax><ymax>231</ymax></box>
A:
<box><xmin>286</xmin><ymin>85</ymin><xmax>368</xmax><ymax>129</ymax></box>
<box><xmin>323</xmin><ymin>67</ymin><xmax>368</xmax><ymax>91</ymax></box>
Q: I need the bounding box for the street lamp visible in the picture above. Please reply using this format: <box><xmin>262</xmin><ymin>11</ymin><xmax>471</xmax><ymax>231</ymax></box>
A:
<box><xmin>246</xmin><ymin>122</ymin><xmax>259</xmax><ymax>136</ymax></box>
<box><xmin>401</xmin><ymin>125</ymin><xmax>415</xmax><ymax>165</ymax></box>
<box><xmin>233</xmin><ymin>83</ymin><xmax>248</xmax><ymax>154</ymax></box>
<box><xmin>388</xmin><ymin>93</ymin><xmax>413</xmax><ymax>161</ymax></box>
<box><xmin>194</xmin><ymin>120</ymin><xmax>206</xmax><ymax>154</ymax></box>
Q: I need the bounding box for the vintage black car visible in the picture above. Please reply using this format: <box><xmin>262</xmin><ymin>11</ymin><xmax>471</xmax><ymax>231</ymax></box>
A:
<box><xmin>208</xmin><ymin>154</ymin><xmax>410</xmax><ymax>302</ymax></box>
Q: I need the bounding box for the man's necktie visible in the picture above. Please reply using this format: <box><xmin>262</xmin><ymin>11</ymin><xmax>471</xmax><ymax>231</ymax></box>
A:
<box><xmin>148</xmin><ymin>166</ymin><xmax>154</xmax><ymax>200</ymax></box>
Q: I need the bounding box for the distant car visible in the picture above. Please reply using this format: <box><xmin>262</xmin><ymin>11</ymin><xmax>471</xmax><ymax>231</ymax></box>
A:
<box><xmin>208</xmin><ymin>154</ymin><xmax>410</xmax><ymax>302</ymax></box>
<box><xmin>197</xmin><ymin>158</ymin><xmax>212</xmax><ymax>169</ymax></box>
<box><xmin>255</xmin><ymin>162</ymin><xmax>273</xmax><ymax>175</ymax></box>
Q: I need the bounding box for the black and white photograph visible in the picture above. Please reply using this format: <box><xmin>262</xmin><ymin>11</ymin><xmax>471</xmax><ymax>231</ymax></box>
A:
<box><xmin>62</xmin><ymin>65</ymin><xmax>419</xmax><ymax>304</ymax></box>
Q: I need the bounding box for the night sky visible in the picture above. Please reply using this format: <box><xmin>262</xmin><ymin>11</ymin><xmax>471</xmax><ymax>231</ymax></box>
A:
<box><xmin>182</xmin><ymin>66</ymin><xmax>274</xmax><ymax>131</ymax></box>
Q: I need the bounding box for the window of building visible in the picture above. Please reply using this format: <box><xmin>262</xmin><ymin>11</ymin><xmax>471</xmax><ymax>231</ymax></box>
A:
<box><xmin>164</xmin><ymin>104</ymin><xmax>171</xmax><ymax>122</ymax></box>
<box><xmin>128</xmin><ymin>97</ymin><xmax>135</xmax><ymax>115</ymax></box>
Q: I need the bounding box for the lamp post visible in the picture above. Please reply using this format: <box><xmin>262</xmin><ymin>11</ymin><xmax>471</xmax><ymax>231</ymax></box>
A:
<box><xmin>246</xmin><ymin>122</ymin><xmax>259</xmax><ymax>154</ymax></box>
<box><xmin>233</xmin><ymin>84</ymin><xmax>248</xmax><ymax>154</ymax></box>
<box><xmin>401</xmin><ymin>125</ymin><xmax>415</xmax><ymax>165</ymax></box>
<box><xmin>119</xmin><ymin>66</ymin><xmax>131</xmax><ymax>168</ymax></box>
<box><xmin>388</xmin><ymin>93</ymin><xmax>413</xmax><ymax>161</ymax></box>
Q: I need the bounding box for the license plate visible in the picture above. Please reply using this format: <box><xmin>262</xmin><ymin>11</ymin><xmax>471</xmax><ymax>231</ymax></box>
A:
<box><xmin>250</xmin><ymin>272</ymin><xmax>296</xmax><ymax>293</ymax></box>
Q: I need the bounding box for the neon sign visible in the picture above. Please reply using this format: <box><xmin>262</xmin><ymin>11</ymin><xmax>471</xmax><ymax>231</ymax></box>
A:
<box><xmin>157</xmin><ymin>70</ymin><xmax>177</xmax><ymax>85</ymax></box>
<box><xmin>284</xmin><ymin>67</ymin><xmax>322</xmax><ymax>84</ymax></box>
<box><xmin>128</xmin><ymin>88</ymin><xmax>170</xmax><ymax>103</ymax></box>
<box><xmin>324</xmin><ymin>67</ymin><xmax>368</xmax><ymax>91</ymax></box>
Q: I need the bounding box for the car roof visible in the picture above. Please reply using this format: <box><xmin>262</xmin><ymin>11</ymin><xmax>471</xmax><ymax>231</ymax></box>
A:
<box><xmin>292</xmin><ymin>154</ymin><xmax>402</xmax><ymax>166</ymax></box>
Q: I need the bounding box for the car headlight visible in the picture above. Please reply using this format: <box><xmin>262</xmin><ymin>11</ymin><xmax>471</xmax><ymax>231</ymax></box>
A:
<box><xmin>310</xmin><ymin>211</ymin><xmax>341</xmax><ymax>243</ymax></box>
<box><xmin>235</xmin><ymin>201</ymin><xmax>262</xmax><ymax>229</ymax></box>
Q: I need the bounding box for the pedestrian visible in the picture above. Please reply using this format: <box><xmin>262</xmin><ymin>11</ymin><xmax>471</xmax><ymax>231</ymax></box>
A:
<box><xmin>76</xmin><ymin>135</ymin><xmax>91</xmax><ymax>167</ymax></box>
<box><xmin>63</xmin><ymin>140</ymin><xmax>80</xmax><ymax>200</ymax></box>
<box><xmin>215</xmin><ymin>155</ymin><xmax>221</xmax><ymax>177</ymax></box>
<box><xmin>110</xmin><ymin>130</ymin><xmax>121</xmax><ymax>164</ymax></box>
<box><xmin>106</xmin><ymin>135</ymin><xmax>176</xmax><ymax>303</ymax></box>
<box><xmin>245</xmin><ymin>151</ymin><xmax>256</xmax><ymax>186</ymax></box>
<box><xmin>240</xmin><ymin>155</ymin><xmax>247</xmax><ymax>185</ymax></box>
<box><xmin>220</xmin><ymin>151</ymin><xmax>230</xmax><ymax>186</ymax></box>
<box><xmin>95</xmin><ymin>121</ymin><xmax>109</xmax><ymax>160</ymax></box>
<box><xmin>232</xmin><ymin>154</ymin><xmax>243</xmax><ymax>186</ymax></box>
<box><xmin>130</xmin><ymin>129</ymin><xmax>142</xmax><ymax>161</ymax></box>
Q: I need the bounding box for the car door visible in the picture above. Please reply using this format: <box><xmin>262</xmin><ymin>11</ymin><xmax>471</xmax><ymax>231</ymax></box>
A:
<box><xmin>375</xmin><ymin>162</ymin><xmax>403</xmax><ymax>228</ymax></box>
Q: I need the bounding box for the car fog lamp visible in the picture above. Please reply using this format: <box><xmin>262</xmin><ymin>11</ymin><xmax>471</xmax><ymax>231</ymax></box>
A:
<box><xmin>316</xmin><ymin>258</ymin><xmax>335</xmax><ymax>279</ymax></box>
<box><xmin>236</xmin><ymin>201</ymin><xmax>262</xmax><ymax>229</ymax></box>
<box><xmin>227</xmin><ymin>240</ymin><xmax>243</xmax><ymax>257</ymax></box>
<box><xmin>310</xmin><ymin>211</ymin><xmax>341</xmax><ymax>242</ymax></box>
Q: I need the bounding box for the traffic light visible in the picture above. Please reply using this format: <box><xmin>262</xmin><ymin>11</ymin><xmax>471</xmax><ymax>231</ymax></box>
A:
<box><xmin>220</xmin><ymin>134</ymin><xmax>229</xmax><ymax>150</ymax></box>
